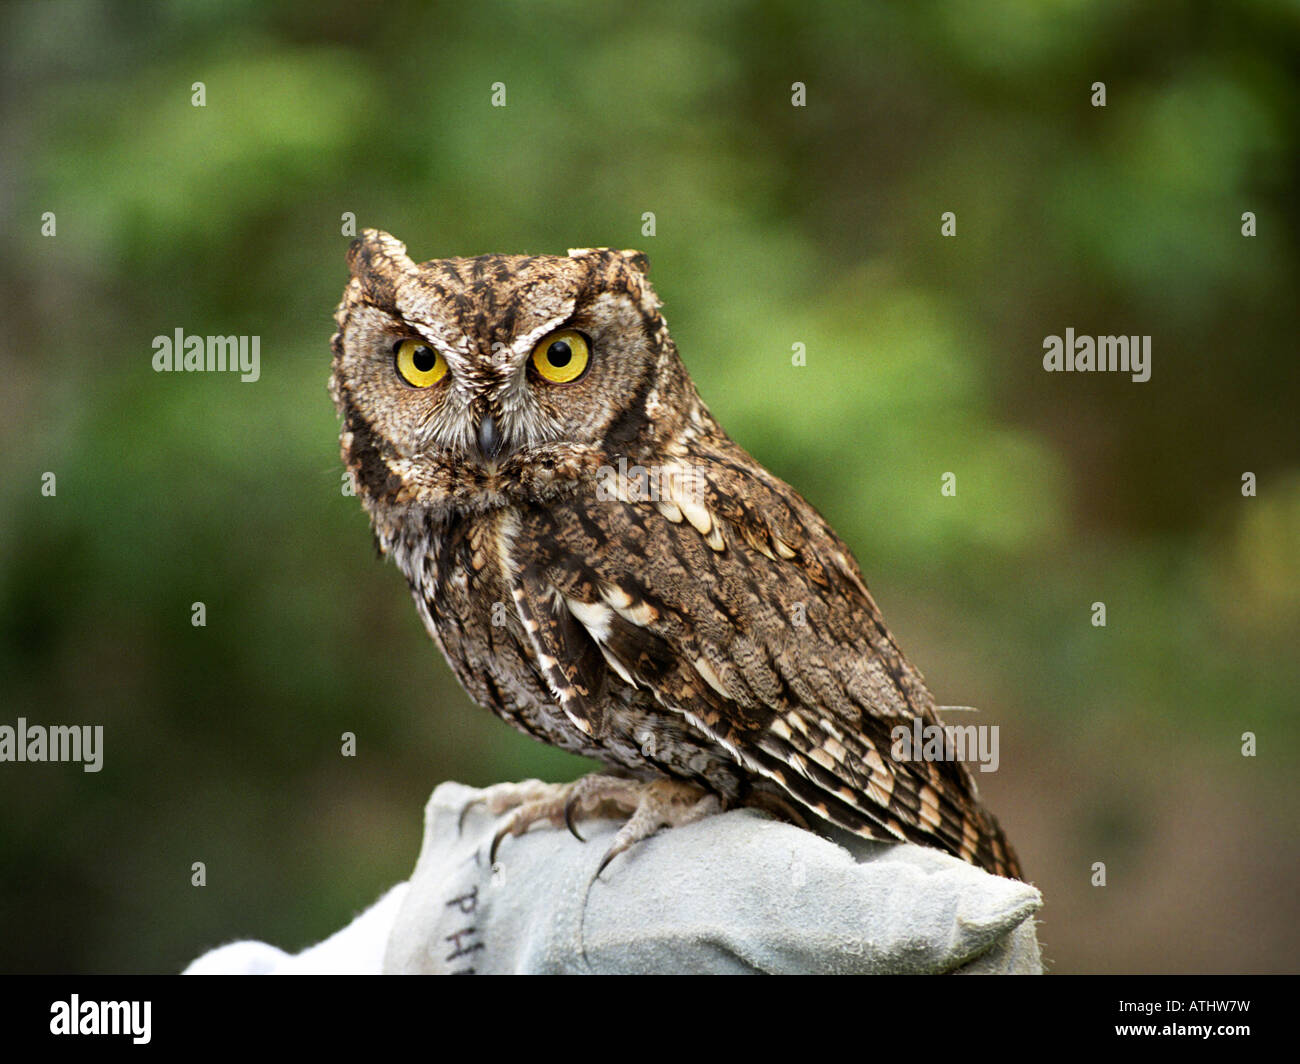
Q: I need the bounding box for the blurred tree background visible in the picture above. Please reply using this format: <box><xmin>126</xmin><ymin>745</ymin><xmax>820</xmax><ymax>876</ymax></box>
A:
<box><xmin>1</xmin><ymin>0</ymin><xmax>1297</xmax><ymax>973</ymax></box>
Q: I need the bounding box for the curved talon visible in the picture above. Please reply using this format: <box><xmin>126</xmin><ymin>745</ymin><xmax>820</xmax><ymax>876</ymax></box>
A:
<box><xmin>563</xmin><ymin>793</ymin><xmax>586</xmax><ymax>842</ymax></box>
<box><xmin>458</xmin><ymin>798</ymin><xmax>483</xmax><ymax>835</ymax></box>
<box><xmin>489</xmin><ymin>821</ymin><xmax>512</xmax><ymax>865</ymax></box>
<box><xmin>595</xmin><ymin>844</ymin><xmax>622</xmax><ymax>878</ymax></box>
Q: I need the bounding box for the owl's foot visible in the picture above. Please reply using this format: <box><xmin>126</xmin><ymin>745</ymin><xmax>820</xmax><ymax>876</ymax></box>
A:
<box><xmin>479</xmin><ymin>775</ymin><xmax>616</xmax><ymax>861</ymax></box>
<box><xmin>485</xmin><ymin>774</ymin><xmax>721</xmax><ymax>875</ymax></box>
<box><xmin>460</xmin><ymin>778</ymin><xmax>571</xmax><ymax>835</ymax></box>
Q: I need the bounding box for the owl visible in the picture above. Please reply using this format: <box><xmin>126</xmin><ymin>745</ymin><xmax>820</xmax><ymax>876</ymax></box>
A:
<box><xmin>330</xmin><ymin>229</ymin><xmax>1022</xmax><ymax>880</ymax></box>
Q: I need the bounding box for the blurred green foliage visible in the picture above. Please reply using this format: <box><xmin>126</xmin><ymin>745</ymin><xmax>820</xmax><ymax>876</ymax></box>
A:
<box><xmin>1</xmin><ymin>0</ymin><xmax>1297</xmax><ymax>972</ymax></box>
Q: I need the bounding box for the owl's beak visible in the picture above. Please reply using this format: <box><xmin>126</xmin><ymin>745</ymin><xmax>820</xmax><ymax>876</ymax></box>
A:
<box><xmin>475</xmin><ymin>411</ymin><xmax>507</xmax><ymax>462</ymax></box>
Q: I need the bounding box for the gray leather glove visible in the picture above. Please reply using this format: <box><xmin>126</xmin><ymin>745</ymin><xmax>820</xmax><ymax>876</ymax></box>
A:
<box><xmin>187</xmin><ymin>780</ymin><xmax>1042</xmax><ymax>974</ymax></box>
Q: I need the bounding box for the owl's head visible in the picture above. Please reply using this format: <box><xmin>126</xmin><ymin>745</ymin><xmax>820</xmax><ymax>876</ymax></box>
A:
<box><xmin>330</xmin><ymin>229</ymin><xmax>703</xmax><ymax>518</ymax></box>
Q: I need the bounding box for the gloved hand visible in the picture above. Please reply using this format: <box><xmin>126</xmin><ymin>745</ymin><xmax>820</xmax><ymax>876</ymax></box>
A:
<box><xmin>187</xmin><ymin>780</ymin><xmax>1043</xmax><ymax>975</ymax></box>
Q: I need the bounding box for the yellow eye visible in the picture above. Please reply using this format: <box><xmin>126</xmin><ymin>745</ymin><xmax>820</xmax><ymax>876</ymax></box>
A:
<box><xmin>531</xmin><ymin>329</ymin><xmax>590</xmax><ymax>384</ymax></box>
<box><xmin>394</xmin><ymin>339</ymin><xmax>448</xmax><ymax>387</ymax></box>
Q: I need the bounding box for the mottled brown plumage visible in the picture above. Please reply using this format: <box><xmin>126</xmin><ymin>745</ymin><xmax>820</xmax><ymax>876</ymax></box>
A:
<box><xmin>330</xmin><ymin>228</ymin><xmax>1022</xmax><ymax>879</ymax></box>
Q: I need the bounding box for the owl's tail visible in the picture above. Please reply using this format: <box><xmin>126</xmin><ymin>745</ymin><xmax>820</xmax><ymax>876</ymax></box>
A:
<box><xmin>964</xmin><ymin>804</ymin><xmax>1024</xmax><ymax>881</ymax></box>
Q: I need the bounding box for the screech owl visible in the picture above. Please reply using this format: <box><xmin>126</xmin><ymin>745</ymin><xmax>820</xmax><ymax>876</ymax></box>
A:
<box><xmin>330</xmin><ymin>228</ymin><xmax>1022</xmax><ymax>880</ymax></box>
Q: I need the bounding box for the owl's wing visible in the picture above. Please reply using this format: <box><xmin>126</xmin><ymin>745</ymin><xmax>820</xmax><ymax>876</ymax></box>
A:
<box><xmin>509</xmin><ymin>558</ymin><xmax>609</xmax><ymax>740</ymax></box>
<box><xmin>509</xmin><ymin>450</ymin><xmax>1019</xmax><ymax>877</ymax></box>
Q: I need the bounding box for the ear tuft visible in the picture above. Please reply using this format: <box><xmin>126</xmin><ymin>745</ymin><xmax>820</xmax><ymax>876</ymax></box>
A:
<box><xmin>345</xmin><ymin>229</ymin><xmax>417</xmax><ymax>308</ymax></box>
<box><xmin>347</xmin><ymin>229</ymin><xmax>412</xmax><ymax>277</ymax></box>
<box><xmin>566</xmin><ymin>247</ymin><xmax>648</xmax><ymax>275</ymax></box>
